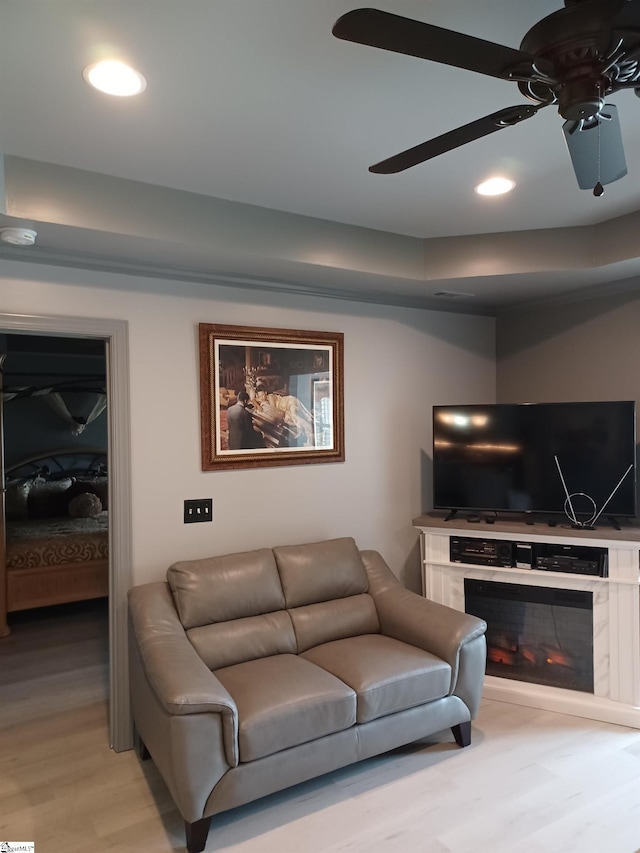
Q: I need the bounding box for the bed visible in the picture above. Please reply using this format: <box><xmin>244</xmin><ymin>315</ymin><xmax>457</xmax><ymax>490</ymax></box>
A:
<box><xmin>1</xmin><ymin>450</ymin><xmax>109</xmax><ymax>636</ymax></box>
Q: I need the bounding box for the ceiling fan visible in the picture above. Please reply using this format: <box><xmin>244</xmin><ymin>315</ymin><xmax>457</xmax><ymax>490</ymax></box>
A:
<box><xmin>332</xmin><ymin>0</ymin><xmax>640</xmax><ymax>194</ymax></box>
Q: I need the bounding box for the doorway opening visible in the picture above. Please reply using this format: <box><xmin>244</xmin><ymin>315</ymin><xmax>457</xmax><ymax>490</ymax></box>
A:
<box><xmin>0</xmin><ymin>313</ymin><xmax>132</xmax><ymax>751</ymax></box>
<box><xmin>0</xmin><ymin>333</ymin><xmax>110</xmax><ymax>726</ymax></box>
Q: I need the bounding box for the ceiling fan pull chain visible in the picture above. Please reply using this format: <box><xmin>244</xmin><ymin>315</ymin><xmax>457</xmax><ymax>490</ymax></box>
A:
<box><xmin>594</xmin><ymin>83</ymin><xmax>604</xmax><ymax>197</ymax></box>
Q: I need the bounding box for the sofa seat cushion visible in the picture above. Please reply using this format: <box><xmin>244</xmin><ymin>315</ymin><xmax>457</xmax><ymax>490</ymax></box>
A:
<box><xmin>301</xmin><ymin>635</ymin><xmax>451</xmax><ymax>724</ymax></box>
<box><xmin>214</xmin><ymin>653</ymin><xmax>356</xmax><ymax>762</ymax></box>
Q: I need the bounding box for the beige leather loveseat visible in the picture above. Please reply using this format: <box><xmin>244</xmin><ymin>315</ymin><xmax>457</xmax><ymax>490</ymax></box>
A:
<box><xmin>128</xmin><ymin>537</ymin><xmax>487</xmax><ymax>853</ymax></box>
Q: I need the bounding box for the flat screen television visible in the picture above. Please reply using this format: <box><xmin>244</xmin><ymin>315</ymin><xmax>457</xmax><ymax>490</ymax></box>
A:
<box><xmin>433</xmin><ymin>401</ymin><xmax>637</xmax><ymax>521</ymax></box>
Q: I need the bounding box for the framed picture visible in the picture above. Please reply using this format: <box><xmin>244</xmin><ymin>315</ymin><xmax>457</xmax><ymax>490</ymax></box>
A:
<box><xmin>199</xmin><ymin>323</ymin><xmax>345</xmax><ymax>470</ymax></box>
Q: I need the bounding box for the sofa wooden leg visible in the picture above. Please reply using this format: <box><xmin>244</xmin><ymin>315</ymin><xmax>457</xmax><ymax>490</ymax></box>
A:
<box><xmin>185</xmin><ymin>817</ymin><xmax>211</xmax><ymax>853</ymax></box>
<box><xmin>134</xmin><ymin>729</ymin><xmax>151</xmax><ymax>761</ymax></box>
<box><xmin>451</xmin><ymin>721</ymin><xmax>471</xmax><ymax>747</ymax></box>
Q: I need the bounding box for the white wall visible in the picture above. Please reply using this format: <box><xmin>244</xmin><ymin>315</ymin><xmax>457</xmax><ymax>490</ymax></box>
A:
<box><xmin>1</xmin><ymin>260</ymin><xmax>495</xmax><ymax>591</ymax></box>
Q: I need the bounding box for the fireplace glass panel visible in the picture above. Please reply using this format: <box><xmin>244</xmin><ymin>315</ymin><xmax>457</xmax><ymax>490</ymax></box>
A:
<box><xmin>464</xmin><ymin>579</ymin><xmax>594</xmax><ymax>693</ymax></box>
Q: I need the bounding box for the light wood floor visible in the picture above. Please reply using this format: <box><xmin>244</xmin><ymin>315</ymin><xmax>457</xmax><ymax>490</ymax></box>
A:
<box><xmin>1</xmin><ymin>602</ymin><xmax>639</xmax><ymax>853</ymax></box>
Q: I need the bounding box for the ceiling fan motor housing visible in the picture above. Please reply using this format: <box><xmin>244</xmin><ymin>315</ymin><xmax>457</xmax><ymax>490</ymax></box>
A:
<box><xmin>520</xmin><ymin>0</ymin><xmax>619</xmax><ymax>121</ymax></box>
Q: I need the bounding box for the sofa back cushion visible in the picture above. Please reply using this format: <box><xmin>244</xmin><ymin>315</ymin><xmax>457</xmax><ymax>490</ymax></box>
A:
<box><xmin>273</xmin><ymin>537</ymin><xmax>378</xmax><ymax>651</ymax></box>
<box><xmin>289</xmin><ymin>593</ymin><xmax>380</xmax><ymax>653</ymax></box>
<box><xmin>167</xmin><ymin>547</ymin><xmax>286</xmax><ymax>630</ymax></box>
<box><xmin>167</xmin><ymin>537</ymin><xmax>378</xmax><ymax>665</ymax></box>
<box><xmin>273</xmin><ymin>537</ymin><xmax>369</xmax><ymax>608</ymax></box>
<box><xmin>187</xmin><ymin>611</ymin><xmax>297</xmax><ymax>670</ymax></box>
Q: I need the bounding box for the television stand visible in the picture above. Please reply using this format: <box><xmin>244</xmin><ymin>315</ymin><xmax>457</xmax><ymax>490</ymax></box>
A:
<box><xmin>570</xmin><ymin>516</ymin><xmax>622</xmax><ymax>531</ymax></box>
<box><xmin>444</xmin><ymin>509</ymin><xmax>494</xmax><ymax>523</ymax></box>
<box><xmin>441</xmin><ymin>509</ymin><xmax>625</xmax><ymax>531</ymax></box>
<box><xmin>412</xmin><ymin>513</ymin><xmax>640</xmax><ymax>729</ymax></box>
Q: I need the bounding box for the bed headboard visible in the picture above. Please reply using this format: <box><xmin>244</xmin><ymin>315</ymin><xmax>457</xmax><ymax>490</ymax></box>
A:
<box><xmin>6</xmin><ymin>449</ymin><xmax>107</xmax><ymax>482</ymax></box>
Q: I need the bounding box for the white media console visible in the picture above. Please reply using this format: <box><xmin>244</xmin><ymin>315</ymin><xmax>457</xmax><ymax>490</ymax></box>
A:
<box><xmin>413</xmin><ymin>514</ymin><xmax>640</xmax><ymax>729</ymax></box>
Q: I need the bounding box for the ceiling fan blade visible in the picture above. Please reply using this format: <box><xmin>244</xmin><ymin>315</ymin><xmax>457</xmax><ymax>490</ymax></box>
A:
<box><xmin>369</xmin><ymin>104</ymin><xmax>540</xmax><ymax>174</ymax></box>
<box><xmin>562</xmin><ymin>105</ymin><xmax>627</xmax><ymax>190</ymax></box>
<box><xmin>332</xmin><ymin>8</ymin><xmax>554</xmax><ymax>82</ymax></box>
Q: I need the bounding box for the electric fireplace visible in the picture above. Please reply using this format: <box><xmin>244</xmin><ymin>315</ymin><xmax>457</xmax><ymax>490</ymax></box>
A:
<box><xmin>415</xmin><ymin>517</ymin><xmax>640</xmax><ymax>728</ymax></box>
<box><xmin>464</xmin><ymin>578</ymin><xmax>594</xmax><ymax>693</ymax></box>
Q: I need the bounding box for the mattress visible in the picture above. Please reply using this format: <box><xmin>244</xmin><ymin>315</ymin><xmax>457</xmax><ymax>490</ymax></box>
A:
<box><xmin>6</xmin><ymin>512</ymin><xmax>109</xmax><ymax>570</ymax></box>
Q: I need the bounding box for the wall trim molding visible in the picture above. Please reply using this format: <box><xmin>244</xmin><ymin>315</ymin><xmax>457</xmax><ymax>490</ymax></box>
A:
<box><xmin>0</xmin><ymin>312</ymin><xmax>133</xmax><ymax>751</ymax></box>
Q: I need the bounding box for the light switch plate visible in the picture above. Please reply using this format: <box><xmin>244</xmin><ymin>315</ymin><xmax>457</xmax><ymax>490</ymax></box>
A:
<box><xmin>184</xmin><ymin>499</ymin><xmax>213</xmax><ymax>523</ymax></box>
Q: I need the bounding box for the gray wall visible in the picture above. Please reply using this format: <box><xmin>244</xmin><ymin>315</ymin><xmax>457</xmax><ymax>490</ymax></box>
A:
<box><xmin>496</xmin><ymin>291</ymin><xmax>640</xmax><ymax>404</ymax></box>
<box><xmin>1</xmin><ymin>259</ymin><xmax>496</xmax><ymax>593</ymax></box>
<box><xmin>496</xmin><ymin>290</ymin><xmax>640</xmax><ymax>517</ymax></box>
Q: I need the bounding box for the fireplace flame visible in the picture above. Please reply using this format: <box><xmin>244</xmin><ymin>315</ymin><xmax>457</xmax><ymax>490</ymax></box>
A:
<box><xmin>487</xmin><ymin>640</ymin><xmax>574</xmax><ymax>670</ymax></box>
<box><xmin>487</xmin><ymin>646</ymin><xmax>519</xmax><ymax>666</ymax></box>
<box><xmin>540</xmin><ymin>644</ymin><xmax>573</xmax><ymax>668</ymax></box>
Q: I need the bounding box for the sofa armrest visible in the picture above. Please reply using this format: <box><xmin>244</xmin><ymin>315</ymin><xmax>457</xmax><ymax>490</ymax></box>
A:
<box><xmin>361</xmin><ymin>550</ymin><xmax>486</xmax><ymax>703</ymax></box>
<box><xmin>128</xmin><ymin>581</ymin><xmax>239</xmax><ymax>766</ymax></box>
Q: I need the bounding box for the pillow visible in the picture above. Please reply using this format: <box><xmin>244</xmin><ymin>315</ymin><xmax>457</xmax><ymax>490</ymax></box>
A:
<box><xmin>27</xmin><ymin>478</ymin><xmax>73</xmax><ymax>519</ymax></box>
<box><xmin>6</xmin><ymin>479</ymin><xmax>33</xmax><ymax>521</ymax></box>
<box><xmin>91</xmin><ymin>477</ymin><xmax>108</xmax><ymax>511</ymax></box>
<box><xmin>68</xmin><ymin>492</ymin><xmax>103</xmax><ymax>518</ymax></box>
<box><xmin>65</xmin><ymin>477</ymin><xmax>108</xmax><ymax>511</ymax></box>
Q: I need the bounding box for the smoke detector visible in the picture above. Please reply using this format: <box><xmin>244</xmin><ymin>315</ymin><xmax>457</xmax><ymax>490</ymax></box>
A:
<box><xmin>0</xmin><ymin>227</ymin><xmax>38</xmax><ymax>246</ymax></box>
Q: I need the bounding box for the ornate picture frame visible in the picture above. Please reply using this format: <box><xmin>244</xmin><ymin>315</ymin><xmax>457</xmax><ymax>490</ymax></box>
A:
<box><xmin>199</xmin><ymin>323</ymin><xmax>345</xmax><ymax>470</ymax></box>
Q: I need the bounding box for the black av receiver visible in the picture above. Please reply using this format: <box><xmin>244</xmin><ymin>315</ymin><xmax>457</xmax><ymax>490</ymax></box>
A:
<box><xmin>532</xmin><ymin>543</ymin><xmax>608</xmax><ymax>577</ymax></box>
<box><xmin>449</xmin><ymin>536</ymin><xmax>608</xmax><ymax>577</ymax></box>
<box><xmin>450</xmin><ymin>537</ymin><xmax>514</xmax><ymax>567</ymax></box>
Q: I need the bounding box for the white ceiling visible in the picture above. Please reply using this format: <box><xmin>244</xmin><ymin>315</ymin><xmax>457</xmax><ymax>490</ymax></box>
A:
<box><xmin>2</xmin><ymin>0</ymin><xmax>640</xmax><ymax>314</ymax></box>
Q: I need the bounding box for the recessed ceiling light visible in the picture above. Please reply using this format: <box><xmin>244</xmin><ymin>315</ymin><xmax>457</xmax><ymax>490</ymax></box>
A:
<box><xmin>474</xmin><ymin>177</ymin><xmax>516</xmax><ymax>196</ymax></box>
<box><xmin>83</xmin><ymin>60</ymin><xmax>146</xmax><ymax>96</ymax></box>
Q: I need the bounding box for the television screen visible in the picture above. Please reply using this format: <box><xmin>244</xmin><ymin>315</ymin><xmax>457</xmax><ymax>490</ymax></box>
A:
<box><xmin>433</xmin><ymin>401</ymin><xmax>637</xmax><ymax>519</ymax></box>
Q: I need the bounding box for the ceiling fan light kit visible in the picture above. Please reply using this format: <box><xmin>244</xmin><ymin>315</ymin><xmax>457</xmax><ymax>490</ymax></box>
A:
<box><xmin>562</xmin><ymin>104</ymin><xmax>628</xmax><ymax>190</ymax></box>
<box><xmin>332</xmin><ymin>0</ymin><xmax>640</xmax><ymax>193</ymax></box>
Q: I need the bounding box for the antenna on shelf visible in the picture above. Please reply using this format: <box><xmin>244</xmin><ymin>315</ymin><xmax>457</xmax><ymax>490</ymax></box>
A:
<box><xmin>591</xmin><ymin>464</ymin><xmax>634</xmax><ymax>528</ymax></box>
<box><xmin>554</xmin><ymin>454</ymin><xmax>585</xmax><ymax>526</ymax></box>
<box><xmin>554</xmin><ymin>454</ymin><xmax>633</xmax><ymax>530</ymax></box>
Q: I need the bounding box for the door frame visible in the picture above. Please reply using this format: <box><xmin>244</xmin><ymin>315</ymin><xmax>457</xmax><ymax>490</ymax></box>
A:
<box><xmin>0</xmin><ymin>312</ymin><xmax>133</xmax><ymax>751</ymax></box>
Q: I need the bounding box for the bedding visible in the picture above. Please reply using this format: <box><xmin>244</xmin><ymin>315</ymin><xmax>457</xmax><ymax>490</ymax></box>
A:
<box><xmin>6</xmin><ymin>513</ymin><xmax>108</xmax><ymax>570</ymax></box>
<box><xmin>1</xmin><ymin>452</ymin><xmax>109</xmax><ymax>632</ymax></box>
